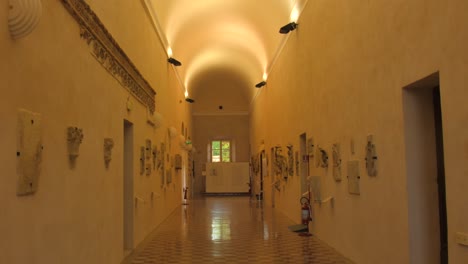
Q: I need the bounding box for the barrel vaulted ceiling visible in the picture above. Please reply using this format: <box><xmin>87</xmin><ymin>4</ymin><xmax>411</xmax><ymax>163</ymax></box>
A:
<box><xmin>143</xmin><ymin>0</ymin><xmax>308</xmax><ymax>106</ymax></box>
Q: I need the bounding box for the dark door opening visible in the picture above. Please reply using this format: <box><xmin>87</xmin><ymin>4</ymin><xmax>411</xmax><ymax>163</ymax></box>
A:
<box><xmin>123</xmin><ymin>120</ymin><xmax>134</xmax><ymax>252</ymax></box>
<box><xmin>403</xmin><ymin>73</ymin><xmax>447</xmax><ymax>264</ymax></box>
<box><xmin>433</xmin><ymin>87</ymin><xmax>448</xmax><ymax>264</ymax></box>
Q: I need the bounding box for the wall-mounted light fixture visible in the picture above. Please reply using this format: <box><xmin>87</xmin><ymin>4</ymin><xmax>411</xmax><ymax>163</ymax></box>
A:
<box><xmin>279</xmin><ymin>22</ymin><xmax>298</xmax><ymax>34</ymax></box>
<box><xmin>168</xmin><ymin>57</ymin><xmax>182</xmax><ymax>66</ymax></box>
<box><xmin>185</xmin><ymin>98</ymin><xmax>195</xmax><ymax>103</ymax></box>
<box><xmin>255</xmin><ymin>81</ymin><xmax>266</xmax><ymax>88</ymax></box>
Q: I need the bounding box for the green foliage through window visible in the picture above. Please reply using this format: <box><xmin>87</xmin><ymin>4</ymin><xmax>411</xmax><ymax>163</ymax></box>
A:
<box><xmin>212</xmin><ymin>140</ymin><xmax>231</xmax><ymax>162</ymax></box>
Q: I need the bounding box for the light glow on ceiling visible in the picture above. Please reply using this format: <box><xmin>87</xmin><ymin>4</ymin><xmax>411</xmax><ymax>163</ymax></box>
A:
<box><xmin>290</xmin><ymin>8</ymin><xmax>300</xmax><ymax>22</ymax></box>
<box><xmin>146</xmin><ymin>0</ymin><xmax>309</xmax><ymax>102</ymax></box>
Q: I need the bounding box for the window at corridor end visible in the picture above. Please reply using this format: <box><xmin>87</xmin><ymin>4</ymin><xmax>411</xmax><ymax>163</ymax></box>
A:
<box><xmin>211</xmin><ymin>140</ymin><xmax>231</xmax><ymax>162</ymax></box>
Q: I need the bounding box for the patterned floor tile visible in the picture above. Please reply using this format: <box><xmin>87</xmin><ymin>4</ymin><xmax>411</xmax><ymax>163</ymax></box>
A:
<box><xmin>124</xmin><ymin>196</ymin><xmax>354</xmax><ymax>264</ymax></box>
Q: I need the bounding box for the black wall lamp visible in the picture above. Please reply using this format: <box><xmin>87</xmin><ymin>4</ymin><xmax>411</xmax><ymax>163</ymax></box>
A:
<box><xmin>279</xmin><ymin>22</ymin><xmax>298</xmax><ymax>34</ymax></box>
<box><xmin>168</xmin><ymin>57</ymin><xmax>182</xmax><ymax>66</ymax></box>
<box><xmin>255</xmin><ymin>81</ymin><xmax>266</xmax><ymax>88</ymax></box>
<box><xmin>185</xmin><ymin>98</ymin><xmax>195</xmax><ymax>103</ymax></box>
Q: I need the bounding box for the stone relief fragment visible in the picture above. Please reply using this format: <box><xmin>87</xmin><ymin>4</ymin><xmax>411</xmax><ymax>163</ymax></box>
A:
<box><xmin>252</xmin><ymin>154</ymin><xmax>260</xmax><ymax>175</ymax></box>
<box><xmin>104</xmin><ymin>138</ymin><xmax>114</xmax><ymax>168</ymax></box>
<box><xmin>348</xmin><ymin>160</ymin><xmax>360</xmax><ymax>195</ymax></box>
<box><xmin>332</xmin><ymin>143</ymin><xmax>342</xmax><ymax>181</ymax></box>
<box><xmin>145</xmin><ymin>139</ymin><xmax>152</xmax><ymax>160</ymax></box>
<box><xmin>315</xmin><ymin>145</ymin><xmax>329</xmax><ymax>168</ymax></box>
<box><xmin>159</xmin><ymin>142</ymin><xmax>165</xmax><ymax>185</ymax></box>
<box><xmin>17</xmin><ymin>109</ymin><xmax>43</xmax><ymax>196</ymax></box>
<box><xmin>287</xmin><ymin>145</ymin><xmax>294</xmax><ymax>177</ymax></box>
<box><xmin>152</xmin><ymin>145</ymin><xmax>158</xmax><ymax>169</ymax></box>
<box><xmin>273</xmin><ymin>146</ymin><xmax>288</xmax><ymax>180</ymax></box>
<box><xmin>67</xmin><ymin>126</ymin><xmax>83</xmax><ymax>160</ymax></box>
<box><xmin>295</xmin><ymin>151</ymin><xmax>300</xmax><ymax>176</ymax></box>
<box><xmin>365</xmin><ymin>135</ymin><xmax>378</xmax><ymax>176</ymax></box>
<box><xmin>139</xmin><ymin>146</ymin><xmax>145</xmax><ymax>175</ymax></box>
<box><xmin>145</xmin><ymin>163</ymin><xmax>151</xmax><ymax>176</ymax></box>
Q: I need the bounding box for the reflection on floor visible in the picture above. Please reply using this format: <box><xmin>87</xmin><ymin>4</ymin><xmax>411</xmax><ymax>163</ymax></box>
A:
<box><xmin>125</xmin><ymin>196</ymin><xmax>354</xmax><ymax>264</ymax></box>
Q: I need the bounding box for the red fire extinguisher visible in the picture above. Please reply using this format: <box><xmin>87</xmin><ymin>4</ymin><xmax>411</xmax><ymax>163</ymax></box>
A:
<box><xmin>300</xmin><ymin>197</ymin><xmax>311</xmax><ymax>225</ymax></box>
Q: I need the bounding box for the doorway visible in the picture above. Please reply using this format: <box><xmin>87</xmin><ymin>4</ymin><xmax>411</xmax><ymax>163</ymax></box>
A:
<box><xmin>123</xmin><ymin>120</ymin><xmax>134</xmax><ymax>252</ymax></box>
<box><xmin>403</xmin><ymin>72</ymin><xmax>447</xmax><ymax>264</ymax></box>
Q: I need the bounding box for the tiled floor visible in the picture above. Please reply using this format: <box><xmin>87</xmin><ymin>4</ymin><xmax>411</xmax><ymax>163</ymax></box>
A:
<box><xmin>124</xmin><ymin>196</ymin><xmax>354</xmax><ymax>264</ymax></box>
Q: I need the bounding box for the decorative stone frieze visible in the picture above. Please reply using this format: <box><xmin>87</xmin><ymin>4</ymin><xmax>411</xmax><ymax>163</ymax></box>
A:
<box><xmin>61</xmin><ymin>0</ymin><xmax>156</xmax><ymax>113</ymax></box>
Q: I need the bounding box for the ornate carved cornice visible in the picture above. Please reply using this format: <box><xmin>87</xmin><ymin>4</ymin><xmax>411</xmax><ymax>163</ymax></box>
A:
<box><xmin>61</xmin><ymin>0</ymin><xmax>156</xmax><ymax>113</ymax></box>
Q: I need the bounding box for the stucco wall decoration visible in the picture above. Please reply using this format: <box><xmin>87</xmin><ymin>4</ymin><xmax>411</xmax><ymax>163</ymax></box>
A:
<box><xmin>61</xmin><ymin>0</ymin><xmax>156</xmax><ymax>113</ymax></box>
<box><xmin>16</xmin><ymin>109</ymin><xmax>43</xmax><ymax>196</ymax></box>
<box><xmin>103</xmin><ymin>138</ymin><xmax>114</xmax><ymax>168</ymax></box>
<box><xmin>8</xmin><ymin>0</ymin><xmax>42</xmax><ymax>39</ymax></box>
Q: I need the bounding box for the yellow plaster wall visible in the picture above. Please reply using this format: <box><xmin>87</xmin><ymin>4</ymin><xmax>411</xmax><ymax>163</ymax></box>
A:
<box><xmin>0</xmin><ymin>1</ymin><xmax>190</xmax><ymax>263</ymax></box>
<box><xmin>250</xmin><ymin>0</ymin><xmax>468</xmax><ymax>263</ymax></box>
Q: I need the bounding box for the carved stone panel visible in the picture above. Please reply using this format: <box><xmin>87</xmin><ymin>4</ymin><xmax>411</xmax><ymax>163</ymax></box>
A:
<box><xmin>17</xmin><ymin>109</ymin><xmax>43</xmax><ymax>196</ymax></box>
<box><xmin>287</xmin><ymin>145</ymin><xmax>294</xmax><ymax>177</ymax></box>
<box><xmin>145</xmin><ymin>139</ymin><xmax>151</xmax><ymax>160</ymax></box>
<box><xmin>332</xmin><ymin>143</ymin><xmax>342</xmax><ymax>181</ymax></box>
<box><xmin>365</xmin><ymin>135</ymin><xmax>378</xmax><ymax>176</ymax></box>
<box><xmin>104</xmin><ymin>138</ymin><xmax>114</xmax><ymax>168</ymax></box>
<box><xmin>152</xmin><ymin>145</ymin><xmax>158</xmax><ymax>169</ymax></box>
<box><xmin>348</xmin><ymin>160</ymin><xmax>360</xmax><ymax>195</ymax></box>
<box><xmin>67</xmin><ymin>127</ymin><xmax>83</xmax><ymax>160</ymax></box>
<box><xmin>139</xmin><ymin>146</ymin><xmax>145</xmax><ymax>175</ymax></box>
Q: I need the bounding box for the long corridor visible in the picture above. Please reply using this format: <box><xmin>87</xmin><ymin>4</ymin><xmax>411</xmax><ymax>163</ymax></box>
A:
<box><xmin>124</xmin><ymin>197</ymin><xmax>354</xmax><ymax>264</ymax></box>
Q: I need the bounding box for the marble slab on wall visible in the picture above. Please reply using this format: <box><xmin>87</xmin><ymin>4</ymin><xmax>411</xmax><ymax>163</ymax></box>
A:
<box><xmin>17</xmin><ymin>109</ymin><xmax>43</xmax><ymax>196</ymax></box>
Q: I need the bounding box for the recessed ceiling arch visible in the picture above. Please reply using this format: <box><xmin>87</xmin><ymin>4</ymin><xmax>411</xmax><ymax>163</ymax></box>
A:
<box><xmin>145</xmin><ymin>0</ymin><xmax>309</xmax><ymax>103</ymax></box>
